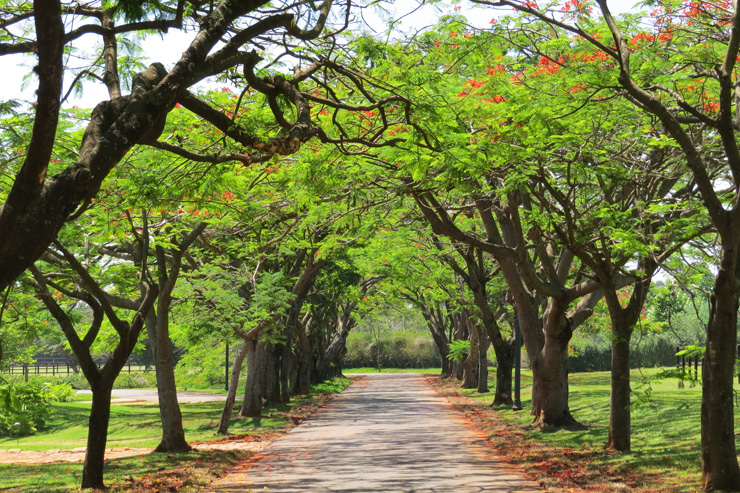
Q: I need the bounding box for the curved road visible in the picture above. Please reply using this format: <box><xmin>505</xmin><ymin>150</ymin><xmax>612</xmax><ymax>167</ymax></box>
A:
<box><xmin>208</xmin><ymin>373</ymin><xmax>541</xmax><ymax>492</ymax></box>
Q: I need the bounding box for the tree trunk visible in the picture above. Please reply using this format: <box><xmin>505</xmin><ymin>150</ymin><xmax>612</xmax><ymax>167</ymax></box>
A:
<box><xmin>295</xmin><ymin>322</ymin><xmax>312</xmax><ymax>394</ymax></box>
<box><xmin>81</xmin><ymin>383</ymin><xmax>113</xmax><ymax>489</ymax></box>
<box><xmin>441</xmin><ymin>355</ymin><xmax>452</xmax><ymax>378</ymax></box>
<box><xmin>280</xmin><ymin>344</ymin><xmax>291</xmax><ymax>404</ymax></box>
<box><xmin>491</xmin><ymin>337</ymin><xmax>514</xmax><ymax>406</ymax></box>
<box><xmin>530</xmin><ymin>300</ymin><xmax>576</xmax><ymax>427</ymax></box>
<box><xmin>451</xmin><ymin>312</ymin><xmax>468</xmax><ymax>381</ymax></box>
<box><xmin>146</xmin><ymin>308</ymin><xmax>190</xmax><ymax>452</ymax></box>
<box><xmin>462</xmin><ymin>314</ymin><xmax>479</xmax><ymax>389</ymax></box>
<box><xmin>320</xmin><ymin>311</ymin><xmax>353</xmax><ymax>381</ymax></box>
<box><xmin>477</xmin><ymin>321</ymin><xmax>490</xmax><ymax>393</ymax></box>
<box><xmin>241</xmin><ymin>340</ymin><xmax>266</xmax><ymax>417</ymax></box>
<box><xmin>606</xmin><ymin>322</ymin><xmax>632</xmax><ymax>451</ymax></box>
<box><xmin>217</xmin><ymin>340</ymin><xmax>249</xmax><ymax>434</ymax></box>
<box><xmin>265</xmin><ymin>344</ymin><xmax>282</xmax><ymax>405</ymax></box>
<box><xmin>701</xmin><ymin>257</ymin><xmax>740</xmax><ymax>491</ymax></box>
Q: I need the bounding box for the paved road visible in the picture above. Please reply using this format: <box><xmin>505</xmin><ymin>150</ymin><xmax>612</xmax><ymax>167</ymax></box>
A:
<box><xmin>208</xmin><ymin>373</ymin><xmax>541</xmax><ymax>492</ymax></box>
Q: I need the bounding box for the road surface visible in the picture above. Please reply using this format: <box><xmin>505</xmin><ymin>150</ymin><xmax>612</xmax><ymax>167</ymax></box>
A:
<box><xmin>207</xmin><ymin>373</ymin><xmax>541</xmax><ymax>492</ymax></box>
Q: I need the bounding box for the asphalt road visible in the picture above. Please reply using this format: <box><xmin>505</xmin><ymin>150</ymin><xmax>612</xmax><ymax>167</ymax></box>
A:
<box><xmin>207</xmin><ymin>373</ymin><xmax>541</xmax><ymax>492</ymax></box>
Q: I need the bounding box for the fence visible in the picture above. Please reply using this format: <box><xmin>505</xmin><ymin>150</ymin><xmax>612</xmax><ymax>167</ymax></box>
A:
<box><xmin>3</xmin><ymin>358</ymin><xmax>150</xmax><ymax>382</ymax></box>
<box><xmin>676</xmin><ymin>346</ymin><xmax>702</xmax><ymax>381</ymax></box>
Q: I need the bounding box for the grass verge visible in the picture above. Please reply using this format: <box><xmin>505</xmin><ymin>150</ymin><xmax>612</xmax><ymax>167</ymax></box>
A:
<box><xmin>429</xmin><ymin>368</ymin><xmax>711</xmax><ymax>492</ymax></box>
<box><xmin>0</xmin><ymin>377</ymin><xmax>351</xmax><ymax>492</ymax></box>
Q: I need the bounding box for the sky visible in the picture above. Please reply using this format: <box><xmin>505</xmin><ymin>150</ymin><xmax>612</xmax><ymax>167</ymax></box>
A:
<box><xmin>2</xmin><ymin>0</ymin><xmax>642</xmax><ymax>109</ymax></box>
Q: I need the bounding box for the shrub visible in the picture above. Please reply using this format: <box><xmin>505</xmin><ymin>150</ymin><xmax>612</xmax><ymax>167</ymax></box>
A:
<box><xmin>568</xmin><ymin>334</ymin><xmax>681</xmax><ymax>372</ymax></box>
<box><xmin>447</xmin><ymin>340</ymin><xmax>471</xmax><ymax>363</ymax></box>
<box><xmin>57</xmin><ymin>372</ymin><xmax>89</xmax><ymax>389</ymax></box>
<box><xmin>344</xmin><ymin>330</ymin><xmax>440</xmax><ymax>368</ymax></box>
<box><xmin>113</xmin><ymin>372</ymin><xmax>156</xmax><ymax>389</ymax></box>
<box><xmin>0</xmin><ymin>382</ymin><xmax>53</xmax><ymax>437</ymax></box>
<box><xmin>44</xmin><ymin>382</ymin><xmax>74</xmax><ymax>402</ymax></box>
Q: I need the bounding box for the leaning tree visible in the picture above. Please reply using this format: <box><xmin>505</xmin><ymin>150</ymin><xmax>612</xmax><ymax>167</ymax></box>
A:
<box><xmin>0</xmin><ymin>0</ymin><xmax>415</xmax><ymax>293</ymax></box>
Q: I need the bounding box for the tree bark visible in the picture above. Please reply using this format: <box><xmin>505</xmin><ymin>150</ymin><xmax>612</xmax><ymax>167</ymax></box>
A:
<box><xmin>319</xmin><ymin>304</ymin><xmax>355</xmax><ymax>381</ymax></box>
<box><xmin>491</xmin><ymin>335</ymin><xmax>514</xmax><ymax>406</ymax></box>
<box><xmin>701</xmin><ymin>253</ymin><xmax>740</xmax><ymax>491</ymax></box>
<box><xmin>217</xmin><ymin>340</ymin><xmax>249</xmax><ymax>434</ymax></box>
<box><xmin>241</xmin><ymin>340</ymin><xmax>267</xmax><ymax>417</ymax></box>
<box><xmin>295</xmin><ymin>320</ymin><xmax>312</xmax><ymax>394</ymax></box>
<box><xmin>146</xmin><ymin>226</ymin><xmax>204</xmax><ymax>452</ymax></box>
<box><xmin>145</xmin><ymin>307</ymin><xmax>190</xmax><ymax>452</ymax></box>
<box><xmin>451</xmin><ymin>311</ymin><xmax>468</xmax><ymax>380</ymax></box>
<box><xmin>606</xmin><ymin>322</ymin><xmax>631</xmax><ymax>451</ymax></box>
<box><xmin>462</xmin><ymin>312</ymin><xmax>479</xmax><ymax>389</ymax></box>
<box><xmin>476</xmin><ymin>319</ymin><xmax>490</xmax><ymax>393</ymax></box>
<box><xmin>82</xmin><ymin>383</ymin><xmax>113</xmax><ymax>489</ymax></box>
<box><xmin>530</xmin><ymin>299</ymin><xmax>576</xmax><ymax>427</ymax></box>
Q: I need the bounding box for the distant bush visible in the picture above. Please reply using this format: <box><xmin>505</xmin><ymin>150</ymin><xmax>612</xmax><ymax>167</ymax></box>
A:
<box><xmin>58</xmin><ymin>372</ymin><xmax>90</xmax><ymax>389</ymax></box>
<box><xmin>44</xmin><ymin>382</ymin><xmax>74</xmax><ymax>402</ymax></box>
<box><xmin>569</xmin><ymin>335</ymin><xmax>678</xmax><ymax>372</ymax></box>
<box><xmin>0</xmin><ymin>382</ymin><xmax>55</xmax><ymax>437</ymax></box>
<box><xmin>344</xmin><ymin>330</ymin><xmax>440</xmax><ymax>368</ymax></box>
<box><xmin>113</xmin><ymin>372</ymin><xmax>156</xmax><ymax>389</ymax></box>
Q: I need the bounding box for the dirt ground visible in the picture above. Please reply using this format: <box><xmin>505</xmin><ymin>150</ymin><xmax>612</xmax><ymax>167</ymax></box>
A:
<box><xmin>0</xmin><ymin>439</ymin><xmax>271</xmax><ymax>465</ymax></box>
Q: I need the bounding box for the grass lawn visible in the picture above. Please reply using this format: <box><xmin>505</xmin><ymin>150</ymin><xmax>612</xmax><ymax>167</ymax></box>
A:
<box><xmin>0</xmin><ymin>377</ymin><xmax>350</xmax><ymax>492</ymax></box>
<box><xmin>430</xmin><ymin>367</ymin><xmax>718</xmax><ymax>492</ymax></box>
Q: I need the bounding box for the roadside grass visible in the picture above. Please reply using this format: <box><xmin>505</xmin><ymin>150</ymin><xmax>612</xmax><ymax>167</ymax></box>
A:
<box><xmin>0</xmin><ymin>449</ymin><xmax>248</xmax><ymax>493</ymax></box>
<box><xmin>0</xmin><ymin>377</ymin><xmax>351</xmax><ymax>491</ymax></box>
<box><xmin>0</xmin><ymin>400</ymin><xmax>289</xmax><ymax>451</ymax></box>
<box><xmin>431</xmin><ymin>367</ymin><xmax>711</xmax><ymax>492</ymax></box>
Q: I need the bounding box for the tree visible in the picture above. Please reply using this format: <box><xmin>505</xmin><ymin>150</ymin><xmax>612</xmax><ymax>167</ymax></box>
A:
<box><xmin>28</xmin><ymin>240</ymin><xmax>156</xmax><ymax>488</ymax></box>
<box><xmin>468</xmin><ymin>0</ymin><xmax>740</xmax><ymax>486</ymax></box>
<box><xmin>0</xmin><ymin>0</ymin><xmax>415</xmax><ymax>292</ymax></box>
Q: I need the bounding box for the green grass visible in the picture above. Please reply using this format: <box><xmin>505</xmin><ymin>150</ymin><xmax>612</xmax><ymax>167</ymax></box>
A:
<box><xmin>0</xmin><ymin>449</ymin><xmax>248</xmax><ymax>492</ymax></box>
<box><xmin>0</xmin><ymin>387</ymin><xmax>345</xmax><ymax>452</ymax></box>
<box><xmin>0</xmin><ymin>400</ymin><xmax>280</xmax><ymax>451</ymax></box>
<box><xmin>454</xmin><ymin>367</ymin><xmax>715</xmax><ymax>491</ymax></box>
<box><xmin>0</xmin><ymin>377</ymin><xmax>352</xmax><ymax>492</ymax></box>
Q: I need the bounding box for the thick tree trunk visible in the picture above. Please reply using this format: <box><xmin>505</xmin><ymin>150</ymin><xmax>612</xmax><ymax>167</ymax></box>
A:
<box><xmin>32</xmin><ymin>246</ymin><xmax>158</xmax><ymax>491</ymax></box>
<box><xmin>530</xmin><ymin>301</ymin><xmax>576</xmax><ymax>427</ymax></box>
<box><xmin>606</xmin><ymin>324</ymin><xmax>632</xmax><ymax>451</ymax></box>
<box><xmin>701</xmin><ymin>258</ymin><xmax>740</xmax><ymax>491</ymax></box>
<box><xmin>319</xmin><ymin>313</ymin><xmax>353</xmax><ymax>381</ymax></box>
<box><xmin>217</xmin><ymin>340</ymin><xmax>249</xmax><ymax>434</ymax></box>
<box><xmin>441</xmin><ymin>355</ymin><xmax>452</xmax><ymax>378</ymax></box>
<box><xmin>265</xmin><ymin>344</ymin><xmax>282</xmax><ymax>405</ymax></box>
<box><xmin>241</xmin><ymin>341</ymin><xmax>267</xmax><ymax>417</ymax></box>
<box><xmin>82</xmin><ymin>383</ymin><xmax>113</xmax><ymax>489</ymax></box>
<box><xmin>491</xmin><ymin>337</ymin><xmax>514</xmax><ymax>406</ymax></box>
